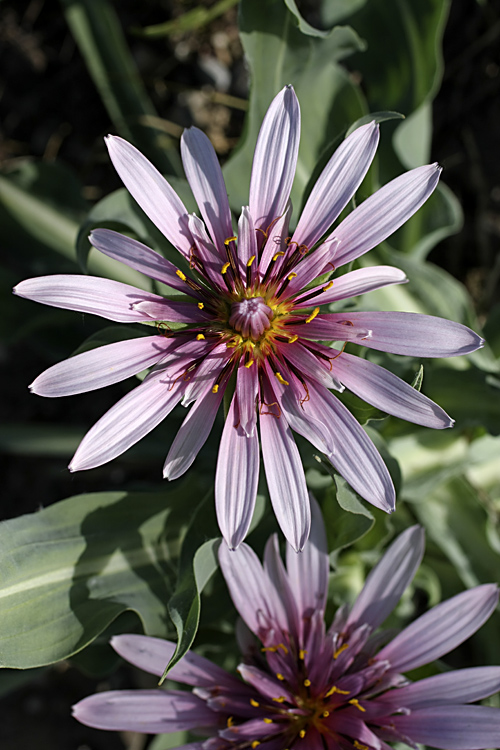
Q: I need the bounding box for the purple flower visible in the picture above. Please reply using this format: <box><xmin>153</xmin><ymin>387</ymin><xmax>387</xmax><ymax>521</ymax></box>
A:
<box><xmin>73</xmin><ymin>504</ymin><xmax>500</xmax><ymax>750</ymax></box>
<box><xmin>14</xmin><ymin>86</ymin><xmax>483</xmax><ymax>549</ymax></box>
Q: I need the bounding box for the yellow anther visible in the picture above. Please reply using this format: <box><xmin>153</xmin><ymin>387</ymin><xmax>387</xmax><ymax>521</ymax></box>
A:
<box><xmin>226</xmin><ymin>340</ymin><xmax>239</xmax><ymax>348</ymax></box>
<box><xmin>287</xmin><ymin>272</ymin><xmax>297</xmax><ymax>280</ymax></box>
<box><xmin>196</xmin><ymin>334</ymin><xmax>205</xmax><ymax>340</ymax></box>
<box><xmin>322</xmin><ymin>710</ymin><xmax>330</xmax><ymax>718</ymax></box>
<box><xmin>275</xmin><ymin>372</ymin><xmax>289</xmax><ymax>386</ymax></box>
<box><xmin>276</xmin><ymin>673</ymin><xmax>285</xmax><ymax>681</ymax></box>
<box><xmin>272</xmin><ymin>251</ymin><xmax>285</xmax><ymax>261</ymax></box>
<box><xmin>299</xmin><ymin>649</ymin><xmax>306</xmax><ymax>660</ymax></box>
<box><xmin>322</xmin><ymin>281</ymin><xmax>334</xmax><ymax>292</ymax></box>
<box><xmin>333</xmin><ymin>643</ymin><xmax>349</xmax><ymax>660</ymax></box>
<box><xmin>354</xmin><ymin>743</ymin><xmax>368</xmax><ymax>750</ymax></box>
<box><xmin>221</xmin><ymin>261</ymin><xmax>231</xmax><ymax>274</ymax></box>
<box><xmin>176</xmin><ymin>269</ymin><xmax>187</xmax><ymax>281</ymax></box>
<box><xmin>212</xmin><ymin>384</ymin><xmax>219</xmax><ymax>394</ymax></box>
<box><xmin>247</xmin><ymin>255</ymin><xmax>256</xmax><ymax>267</ymax></box>
<box><xmin>250</xmin><ymin>699</ymin><xmax>260</xmax><ymax>707</ymax></box>
<box><xmin>262</xmin><ymin>646</ymin><xmax>277</xmax><ymax>653</ymax></box>
<box><xmin>272</xmin><ymin>696</ymin><xmax>286</xmax><ymax>703</ymax></box>
<box><xmin>251</xmin><ymin>743</ymin><xmax>260</xmax><ymax>749</ymax></box>
<box><xmin>303</xmin><ymin>679</ymin><xmax>311</xmax><ymax>688</ymax></box>
<box><xmin>276</xmin><ymin>643</ymin><xmax>288</xmax><ymax>654</ymax></box>
<box><xmin>263</xmin><ymin>718</ymin><xmax>273</xmax><ymax>725</ymax></box>
<box><xmin>245</xmin><ymin>359</ymin><xmax>255</xmax><ymax>368</ymax></box>
<box><xmin>227</xmin><ymin>716</ymin><xmax>234</xmax><ymax>727</ymax></box>
<box><xmin>299</xmin><ymin>730</ymin><xmax>306</xmax><ymax>739</ymax></box>
<box><xmin>305</xmin><ymin>307</ymin><xmax>320</xmax><ymax>324</ymax></box>
<box><xmin>197</xmin><ymin>302</ymin><xmax>204</xmax><ymax>309</ymax></box>
<box><xmin>349</xmin><ymin>699</ymin><xmax>366</xmax><ymax>713</ymax></box>
<box><xmin>287</xmin><ymin>334</ymin><xmax>298</xmax><ymax>344</ymax></box>
<box><xmin>325</xmin><ymin>685</ymin><xmax>350</xmax><ymax>698</ymax></box>
<box><xmin>224</xmin><ymin>236</ymin><xmax>237</xmax><ymax>245</ymax></box>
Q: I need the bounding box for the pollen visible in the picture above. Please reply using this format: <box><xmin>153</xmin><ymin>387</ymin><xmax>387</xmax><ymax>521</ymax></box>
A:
<box><xmin>247</xmin><ymin>255</ymin><xmax>256</xmax><ymax>267</ymax></box>
<box><xmin>287</xmin><ymin>272</ymin><xmax>297</xmax><ymax>281</ymax></box>
<box><xmin>303</xmin><ymin>679</ymin><xmax>311</xmax><ymax>687</ymax></box>
<box><xmin>212</xmin><ymin>384</ymin><xmax>219</xmax><ymax>394</ymax></box>
<box><xmin>354</xmin><ymin>743</ymin><xmax>369</xmax><ymax>750</ymax></box>
<box><xmin>250</xmin><ymin>699</ymin><xmax>260</xmax><ymax>707</ymax></box>
<box><xmin>349</xmin><ymin>699</ymin><xmax>366</xmax><ymax>713</ymax></box>
<box><xmin>287</xmin><ymin>334</ymin><xmax>298</xmax><ymax>343</ymax></box>
<box><xmin>299</xmin><ymin>649</ymin><xmax>306</xmax><ymax>659</ymax></box>
<box><xmin>263</xmin><ymin>718</ymin><xmax>273</xmax><ymax>724</ymax></box>
<box><xmin>322</xmin><ymin>710</ymin><xmax>330</xmax><ymax>718</ymax></box>
<box><xmin>325</xmin><ymin>685</ymin><xmax>350</xmax><ymax>697</ymax></box>
<box><xmin>227</xmin><ymin>716</ymin><xmax>234</xmax><ymax>727</ymax></box>
<box><xmin>224</xmin><ymin>236</ymin><xmax>237</xmax><ymax>245</ymax></box>
<box><xmin>305</xmin><ymin>307</ymin><xmax>320</xmax><ymax>324</ymax></box>
<box><xmin>196</xmin><ymin>334</ymin><xmax>205</xmax><ymax>340</ymax></box>
<box><xmin>221</xmin><ymin>261</ymin><xmax>231</xmax><ymax>274</ymax></box>
<box><xmin>176</xmin><ymin>269</ymin><xmax>187</xmax><ymax>281</ymax></box>
<box><xmin>322</xmin><ymin>281</ymin><xmax>334</xmax><ymax>292</ymax></box>
<box><xmin>273</xmin><ymin>696</ymin><xmax>286</xmax><ymax>703</ymax></box>
<box><xmin>333</xmin><ymin>643</ymin><xmax>349</xmax><ymax>659</ymax></box>
<box><xmin>245</xmin><ymin>359</ymin><xmax>255</xmax><ymax>368</ymax></box>
<box><xmin>275</xmin><ymin>372</ymin><xmax>289</xmax><ymax>386</ymax></box>
<box><xmin>276</xmin><ymin>673</ymin><xmax>285</xmax><ymax>681</ymax></box>
<box><xmin>197</xmin><ymin>302</ymin><xmax>204</xmax><ymax>309</ymax></box>
<box><xmin>251</xmin><ymin>743</ymin><xmax>260</xmax><ymax>749</ymax></box>
<box><xmin>272</xmin><ymin>251</ymin><xmax>285</xmax><ymax>261</ymax></box>
<box><xmin>299</xmin><ymin>730</ymin><xmax>306</xmax><ymax>739</ymax></box>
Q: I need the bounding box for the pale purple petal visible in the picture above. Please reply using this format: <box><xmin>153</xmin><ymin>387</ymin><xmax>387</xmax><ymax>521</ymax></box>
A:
<box><xmin>236</xmin><ymin>359</ymin><xmax>259</xmax><ymax>437</ymax></box>
<box><xmin>72</xmin><ymin>689</ymin><xmax>217</xmax><ymax>733</ymax></box>
<box><xmin>30</xmin><ymin>335</ymin><xmax>175</xmax><ymax>397</ymax></box>
<box><xmin>111</xmin><ymin>634</ymin><xmax>242</xmax><ymax>689</ymax></box>
<box><xmin>218</xmin><ymin>541</ymin><xmax>287</xmax><ymax>639</ymax></box>
<box><xmin>89</xmin><ymin>228</ymin><xmax>198</xmax><ymax>296</ymax></box>
<box><xmin>311</xmin><ymin>311</ymin><xmax>484</xmax><ymax>357</ymax></box>
<box><xmin>237</xmin><ymin>206</ymin><xmax>258</xmax><ymax>282</ymax></box>
<box><xmin>263</xmin><ymin>534</ymin><xmax>300</xmax><ymax>639</ymax></box>
<box><xmin>132</xmin><ymin>297</ymin><xmax>212</xmax><ymax>323</ymax></box>
<box><xmin>292</xmin><ymin>121</ymin><xmax>380</xmax><ymax>250</ymax></box>
<box><xmin>189</xmin><ymin>214</ymin><xmax>227</xmax><ymax>290</ymax></box>
<box><xmin>330</xmin><ymin>163</ymin><xmax>442</xmax><ymax>267</ymax></box>
<box><xmin>13</xmin><ymin>275</ymin><xmax>176</xmax><ymax>323</ymax></box>
<box><xmin>259</xmin><ymin>377</ymin><xmax>310</xmax><ymax>552</ymax></box>
<box><xmin>181</xmin><ymin>342</ymin><xmax>229</xmax><ymax>406</ymax></box>
<box><xmin>249</xmin><ymin>85</ymin><xmax>300</xmax><ymax>230</ymax></box>
<box><xmin>331</xmin><ymin>352</ymin><xmax>453</xmax><ymax>428</ymax></box>
<box><xmin>286</xmin><ymin>494</ymin><xmax>329</xmax><ymax>621</ymax></box>
<box><xmin>379</xmin><ymin>666</ymin><xmax>500</xmax><ymax>709</ymax></box>
<box><xmin>257</xmin><ymin>203</ymin><xmax>292</xmax><ymax>282</ymax></box>
<box><xmin>164</xmin><ymin>382</ymin><xmax>224</xmax><ymax>480</ymax></box>
<box><xmin>294</xmin><ymin>266</ymin><xmax>408</xmax><ymax>308</ymax></box>
<box><xmin>69</xmin><ymin>368</ymin><xmax>187</xmax><ymax>471</ymax></box>
<box><xmin>282</xmin><ymin>342</ymin><xmax>343</xmax><ymax>392</ymax></box>
<box><xmin>286</xmin><ymin>315</ymin><xmax>373</xmax><ymax>344</ymax></box>
<box><xmin>237</xmin><ymin>664</ymin><xmax>295</xmax><ymax>704</ymax></box>
<box><xmin>105</xmin><ymin>135</ymin><xmax>193</xmax><ymax>257</ymax></box>
<box><xmin>215</xmin><ymin>397</ymin><xmax>259</xmax><ymax>549</ymax></box>
<box><xmin>390</xmin><ymin>705</ymin><xmax>500</xmax><ymax>750</ymax></box>
<box><xmin>378</xmin><ymin>584</ymin><xmax>499</xmax><ymax>672</ymax></box>
<box><xmin>346</xmin><ymin>525</ymin><xmax>424</xmax><ymax>631</ymax></box>
<box><xmin>285</xmin><ymin>238</ymin><xmax>340</xmax><ymax>296</ymax></box>
<box><xmin>181</xmin><ymin>127</ymin><xmax>233</xmax><ymax>249</ymax></box>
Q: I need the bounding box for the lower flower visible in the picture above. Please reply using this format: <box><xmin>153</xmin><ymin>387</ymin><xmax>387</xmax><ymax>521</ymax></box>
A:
<box><xmin>73</xmin><ymin>501</ymin><xmax>500</xmax><ymax>750</ymax></box>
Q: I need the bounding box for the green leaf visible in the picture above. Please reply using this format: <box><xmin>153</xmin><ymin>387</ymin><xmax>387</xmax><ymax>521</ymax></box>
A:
<box><xmin>0</xmin><ymin>485</ymin><xmax>199</xmax><ymax>668</ymax></box>
<box><xmin>322</xmin><ymin>477</ymin><xmax>375</xmax><ymax>555</ymax></box>
<box><xmin>135</xmin><ymin>0</ymin><xmax>238</xmax><ymax>37</ymax></box>
<box><xmin>60</xmin><ymin>0</ymin><xmax>181</xmax><ymax>175</ymax></box>
<box><xmin>346</xmin><ymin>110</ymin><xmax>405</xmax><ymax>137</ymax></box>
<box><xmin>425</xmin><ymin>367</ymin><xmax>500</xmax><ymax>435</ymax></box>
<box><xmin>223</xmin><ymin>0</ymin><xmax>367</xmax><ymax>215</ymax></box>
<box><xmin>162</xmin><ymin>494</ymin><xmax>221</xmax><ymax>682</ymax></box>
<box><xmin>411</xmin><ymin>365</ymin><xmax>424</xmax><ymax>391</ymax></box>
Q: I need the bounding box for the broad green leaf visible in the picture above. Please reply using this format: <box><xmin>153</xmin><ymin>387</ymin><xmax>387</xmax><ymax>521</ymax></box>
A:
<box><xmin>321</xmin><ymin>0</ymin><xmax>369</xmax><ymax>26</ymax></box>
<box><xmin>149</xmin><ymin>731</ymin><xmax>190</xmax><ymax>750</ymax></box>
<box><xmin>346</xmin><ymin>110</ymin><xmax>405</xmax><ymax>137</ymax></box>
<box><xmin>71</xmin><ymin>325</ymin><xmax>149</xmax><ymax>356</ymax></box>
<box><xmin>135</xmin><ymin>0</ymin><xmax>238</xmax><ymax>37</ymax></box>
<box><xmin>60</xmin><ymin>0</ymin><xmax>181</xmax><ymax>176</ymax></box>
<box><xmin>322</xmin><ymin>477</ymin><xmax>374</xmax><ymax>556</ymax></box>
<box><xmin>425</xmin><ymin>367</ymin><xmax>500</xmax><ymax>435</ymax></box>
<box><xmin>163</xmin><ymin>493</ymin><xmax>221</xmax><ymax>681</ymax></box>
<box><xmin>0</xmin><ymin>485</ymin><xmax>199</xmax><ymax>668</ymax></box>
<box><xmin>0</xmin><ymin>423</ymin><xmax>85</xmax><ymax>458</ymax></box>
<box><xmin>223</xmin><ymin>0</ymin><xmax>367</xmax><ymax>216</ymax></box>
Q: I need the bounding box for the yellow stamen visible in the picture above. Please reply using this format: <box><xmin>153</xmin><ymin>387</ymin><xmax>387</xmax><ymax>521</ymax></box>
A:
<box><xmin>287</xmin><ymin>272</ymin><xmax>297</xmax><ymax>280</ymax></box>
<box><xmin>299</xmin><ymin>649</ymin><xmax>306</xmax><ymax>659</ymax></box>
<box><xmin>224</xmin><ymin>236</ymin><xmax>237</xmax><ymax>245</ymax></box>
<box><xmin>272</xmin><ymin>696</ymin><xmax>286</xmax><ymax>703</ymax></box>
<box><xmin>262</xmin><ymin>646</ymin><xmax>277</xmax><ymax>653</ymax></box>
<box><xmin>250</xmin><ymin>699</ymin><xmax>259</xmax><ymax>707</ymax></box>
<box><xmin>303</xmin><ymin>679</ymin><xmax>311</xmax><ymax>687</ymax></box>
<box><xmin>227</xmin><ymin>716</ymin><xmax>234</xmax><ymax>727</ymax></box>
<box><xmin>272</xmin><ymin>251</ymin><xmax>285</xmax><ymax>261</ymax></box>
<box><xmin>305</xmin><ymin>307</ymin><xmax>320</xmax><ymax>324</ymax></box>
<box><xmin>197</xmin><ymin>302</ymin><xmax>204</xmax><ymax>309</ymax></box>
<box><xmin>322</xmin><ymin>710</ymin><xmax>330</xmax><ymax>718</ymax></box>
<box><xmin>251</xmin><ymin>743</ymin><xmax>260</xmax><ymax>749</ymax></box>
<box><xmin>333</xmin><ymin>643</ymin><xmax>349</xmax><ymax>660</ymax></box>
<box><xmin>277</xmin><ymin>643</ymin><xmax>288</xmax><ymax>654</ymax></box>
<box><xmin>275</xmin><ymin>372</ymin><xmax>289</xmax><ymax>386</ymax></box>
<box><xmin>349</xmin><ymin>699</ymin><xmax>366</xmax><ymax>713</ymax></box>
<box><xmin>245</xmin><ymin>359</ymin><xmax>255</xmax><ymax>368</ymax></box>
<box><xmin>176</xmin><ymin>269</ymin><xmax>187</xmax><ymax>281</ymax></box>
<box><xmin>354</xmin><ymin>743</ymin><xmax>368</xmax><ymax>750</ymax></box>
<box><xmin>325</xmin><ymin>685</ymin><xmax>350</xmax><ymax>697</ymax></box>
<box><xmin>287</xmin><ymin>334</ymin><xmax>298</xmax><ymax>344</ymax></box>
<box><xmin>221</xmin><ymin>261</ymin><xmax>231</xmax><ymax>274</ymax></box>
<box><xmin>212</xmin><ymin>384</ymin><xmax>219</xmax><ymax>394</ymax></box>
<box><xmin>247</xmin><ymin>255</ymin><xmax>256</xmax><ymax>267</ymax></box>
<box><xmin>196</xmin><ymin>334</ymin><xmax>205</xmax><ymax>340</ymax></box>
<box><xmin>299</xmin><ymin>730</ymin><xmax>306</xmax><ymax>739</ymax></box>
<box><xmin>263</xmin><ymin>718</ymin><xmax>273</xmax><ymax>725</ymax></box>
<box><xmin>226</xmin><ymin>340</ymin><xmax>239</xmax><ymax>348</ymax></box>
<box><xmin>322</xmin><ymin>281</ymin><xmax>334</xmax><ymax>292</ymax></box>
<box><xmin>276</xmin><ymin>673</ymin><xmax>285</xmax><ymax>681</ymax></box>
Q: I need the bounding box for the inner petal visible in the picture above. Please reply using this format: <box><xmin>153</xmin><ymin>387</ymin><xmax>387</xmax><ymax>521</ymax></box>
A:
<box><xmin>229</xmin><ymin>297</ymin><xmax>273</xmax><ymax>341</ymax></box>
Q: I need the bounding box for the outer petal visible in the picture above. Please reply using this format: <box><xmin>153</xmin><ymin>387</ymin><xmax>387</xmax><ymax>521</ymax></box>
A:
<box><xmin>379</xmin><ymin>666</ymin><xmax>500</xmax><ymax>709</ymax></box>
<box><xmin>238</xmin><ymin>206</ymin><xmax>258</xmax><ymax>283</ymax></box>
<box><xmin>30</xmin><ymin>335</ymin><xmax>175</xmax><ymax>397</ymax></box>
<box><xmin>286</xmin><ymin>494</ymin><xmax>329</xmax><ymax>621</ymax></box>
<box><xmin>13</xmin><ymin>275</ymin><xmax>179</xmax><ymax>323</ymax></box>
<box><xmin>111</xmin><ymin>634</ymin><xmax>242</xmax><ymax>689</ymax></box>
<box><xmin>311</xmin><ymin>311</ymin><xmax>484</xmax><ymax>357</ymax></box>
<box><xmin>259</xmin><ymin>376</ymin><xmax>310</xmax><ymax>551</ymax></box>
<box><xmin>105</xmin><ymin>135</ymin><xmax>193</xmax><ymax>257</ymax></box>
<box><xmin>72</xmin><ymin>689</ymin><xmax>217</xmax><ymax>733</ymax></box>
<box><xmin>236</xmin><ymin>358</ymin><xmax>259</xmax><ymax>437</ymax></box>
<box><xmin>377</xmin><ymin>584</ymin><xmax>499</xmax><ymax>672</ymax></box>
<box><xmin>181</xmin><ymin>127</ymin><xmax>233</xmax><ymax>249</ymax></box>
<box><xmin>293</xmin><ymin>266</ymin><xmax>408</xmax><ymax>308</ymax></box>
<box><xmin>330</xmin><ymin>163</ymin><xmax>441</xmax><ymax>267</ymax></box>
<box><xmin>390</xmin><ymin>705</ymin><xmax>500</xmax><ymax>750</ymax></box>
<box><xmin>346</xmin><ymin>525</ymin><xmax>424</xmax><ymax>631</ymax></box>
<box><xmin>331</xmin><ymin>352</ymin><xmax>453</xmax><ymax>429</ymax></box>
<box><xmin>215</xmin><ymin>397</ymin><xmax>259</xmax><ymax>549</ymax></box>
<box><xmin>89</xmin><ymin>228</ymin><xmax>198</xmax><ymax>296</ymax></box>
<box><xmin>263</xmin><ymin>534</ymin><xmax>300</xmax><ymax>640</ymax></box>
<box><xmin>249</xmin><ymin>85</ymin><xmax>300</xmax><ymax>230</ymax></box>
<box><xmin>292</xmin><ymin>121</ymin><xmax>380</xmax><ymax>250</ymax></box>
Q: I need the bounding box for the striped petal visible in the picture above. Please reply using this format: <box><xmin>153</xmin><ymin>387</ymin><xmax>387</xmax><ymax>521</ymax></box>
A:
<box><xmin>294</xmin><ymin>266</ymin><xmax>407</xmax><ymax>308</ymax></box>
<box><xmin>390</xmin><ymin>705</ymin><xmax>500</xmax><ymax>750</ymax></box>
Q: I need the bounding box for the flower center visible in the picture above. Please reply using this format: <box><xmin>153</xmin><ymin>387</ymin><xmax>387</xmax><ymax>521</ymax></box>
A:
<box><xmin>229</xmin><ymin>297</ymin><xmax>273</xmax><ymax>342</ymax></box>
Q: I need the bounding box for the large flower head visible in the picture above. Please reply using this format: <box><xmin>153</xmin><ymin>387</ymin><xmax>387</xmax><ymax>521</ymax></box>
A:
<box><xmin>73</xmin><ymin>503</ymin><xmax>500</xmax><ymax>749</ymax></box>
<box><xmin>14</xmin><ymin>86</ymin><xmax>483</xmax><ymax>549</ymax></box>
